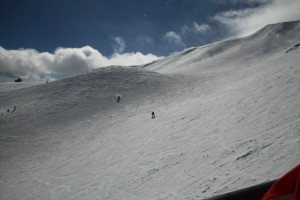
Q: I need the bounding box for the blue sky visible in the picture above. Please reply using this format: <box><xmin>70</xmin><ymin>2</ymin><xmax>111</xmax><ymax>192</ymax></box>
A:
<box><xmin>0</xmin><ymin>0</ymin><xmax>300</xmax><ymax>81</ymax></box>
<box><xmin>0</xmin><ymin>0</ymin><xmax>246</xmax><ymax>56</ymax></box>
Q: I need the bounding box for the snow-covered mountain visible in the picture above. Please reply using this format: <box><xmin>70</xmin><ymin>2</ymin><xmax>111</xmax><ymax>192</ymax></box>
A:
<box><xmin>1</xmin><ymin>20</ymin><xmax>300</xmax><ymax>200</ymax></box>
<box><xmin>144</xmin><ymin>20</ymin><xmax>300</xmax><ymax>75</ymax></box>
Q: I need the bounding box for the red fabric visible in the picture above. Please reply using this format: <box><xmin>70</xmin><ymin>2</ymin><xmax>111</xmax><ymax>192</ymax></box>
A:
<box><xmin>262</xmin><ymin>164</ymin><xmax>300</xmax><ymax>200</ymax></box>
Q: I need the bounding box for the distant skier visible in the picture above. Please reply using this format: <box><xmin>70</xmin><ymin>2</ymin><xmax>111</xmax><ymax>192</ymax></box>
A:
<box><xmin>12</xmin><ymin>106</ymin><xmax>16</xmax><ymax>112</ymax></box>
<box><xmin>117</xmin><ymin>96</ymin><xmax>121</xmax><ymax>103</ymax></box>
<box><xmin>151</xmin><ymin>111</ymin><xmax>155</xmax><ymax>119</ymax></box>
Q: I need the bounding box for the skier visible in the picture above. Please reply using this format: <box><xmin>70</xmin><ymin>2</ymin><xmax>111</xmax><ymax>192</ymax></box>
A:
<box><xmin>12</xmin><ymin>106</ymin><xmax>16</xmax><ymax>112</ymax></box>
<box><xmin>117</xmin><ymin>96</ymin><xmax>121</xmax><ymax>103</ymax></box>
<box><xmin>151</xmin><ymin>111</ymin><xmax>155</xmax><ymax>119</ymax></box>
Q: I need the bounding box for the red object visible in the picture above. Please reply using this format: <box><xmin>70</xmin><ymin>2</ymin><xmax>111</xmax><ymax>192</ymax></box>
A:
<box><xmin>262</xmin><ymin>164</ymin><xmax>300</xmax><ymax>200</ymax></box>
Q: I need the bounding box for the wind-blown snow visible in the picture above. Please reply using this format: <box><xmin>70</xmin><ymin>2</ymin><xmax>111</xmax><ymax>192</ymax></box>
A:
<box><xmin>0</xmin><ymin>20</ymin><xmax>300</xmax><ymax>200</ymax></box>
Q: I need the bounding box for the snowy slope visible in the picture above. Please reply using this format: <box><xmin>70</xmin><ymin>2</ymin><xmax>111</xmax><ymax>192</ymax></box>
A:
<box><xmin>144</xmin><ymin>20</ymin><xmax>300</xmax><ymax>75</ymax></box>
<box><xmin>0</xmin><ymin>82</ymin><xmax>42</xmax><ymax>93</ymax></box>
<box><xmin>1</xmin><ymin>20</ymin><xmax>300</xmax><ymax>200</ymax></box>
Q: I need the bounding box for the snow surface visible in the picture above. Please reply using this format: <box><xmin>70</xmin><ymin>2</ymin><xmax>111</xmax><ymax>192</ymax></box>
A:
<box><xmin>0</xmin><ymin>20</ymin><xmax>300</xmax><ymax>200</ymax></box>
<box><xmin>0</xmin><ymin>82</ymin><xmax>42</xmax><ymax>93</ymax></box>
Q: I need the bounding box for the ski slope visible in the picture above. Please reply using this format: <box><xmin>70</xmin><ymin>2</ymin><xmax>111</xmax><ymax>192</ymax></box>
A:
<box><xmin>0</xmin><ymin>20</ymin><xmax>300</xmax><ymax>200</ymax></box>
<box><xmin>0</xmin><ymin>82</ymin><xmax>42</xmax><ymax>93</ymax></box>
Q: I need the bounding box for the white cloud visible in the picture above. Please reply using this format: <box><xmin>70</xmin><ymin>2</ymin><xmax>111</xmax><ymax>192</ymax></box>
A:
<box><xmin>213</xmin><ymin>0</ymin><xmax>300</xmax><ymax>37</ymax></box>
<box><xmin>110</xmin><ymin>52</ymin><xmax>159</xmax><ymax>66</ymax></box>
<box><xmin>0</xmin><ymin>46</ymin><xmax>161</xmax><ymax>81</ymax></box>
<box><xmin>112</xmin><ymin>37</ymin><xmax>126</xmax><ymax>53</ymax></box>
<box><xmin>193</xmin><ymin>22</ymin><xmax>212</xmax><ymax>34</ymax></box>
<box><xmin>163</xmin><ymin>31</ymin><xmax>185</xmax><ymax>48</ymax></box>
<box><xmin>180</xmin><ymin>25</ymin><xmax>190</xmax><ymax>36</ymax></box>
<box><xmin>181</xmin><ymin>22</ymin><xmax>211</xmax><ymax>37</ymax></box>
<box><xmin>215</xmin><ymin>0</ymin><xmax>269</xmax><ymax>4</ymax></box>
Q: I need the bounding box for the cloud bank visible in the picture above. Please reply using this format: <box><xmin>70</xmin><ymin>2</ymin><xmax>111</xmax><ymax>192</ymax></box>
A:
<box><xmin>214</xmin><ymin>0</ymin><xmax>300</xmax><ymax>37</ymax></box>
<box><xmin>0</xmin><ymin>46</ymin><xmax>160</xmax><ymax>81</ymax></box>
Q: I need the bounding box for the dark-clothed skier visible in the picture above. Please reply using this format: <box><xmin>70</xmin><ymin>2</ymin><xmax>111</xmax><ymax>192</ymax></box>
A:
<box><xmin>151</xmin><ymin>111</ymin><xmax>155</xmax><ymax>119</ymax></box>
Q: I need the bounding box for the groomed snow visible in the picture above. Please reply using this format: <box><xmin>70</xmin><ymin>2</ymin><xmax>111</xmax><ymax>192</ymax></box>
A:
<box><xmin>0</xmin><ymin>20</ymin><xmax>300</xmax><ymax>200</ymax></box>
